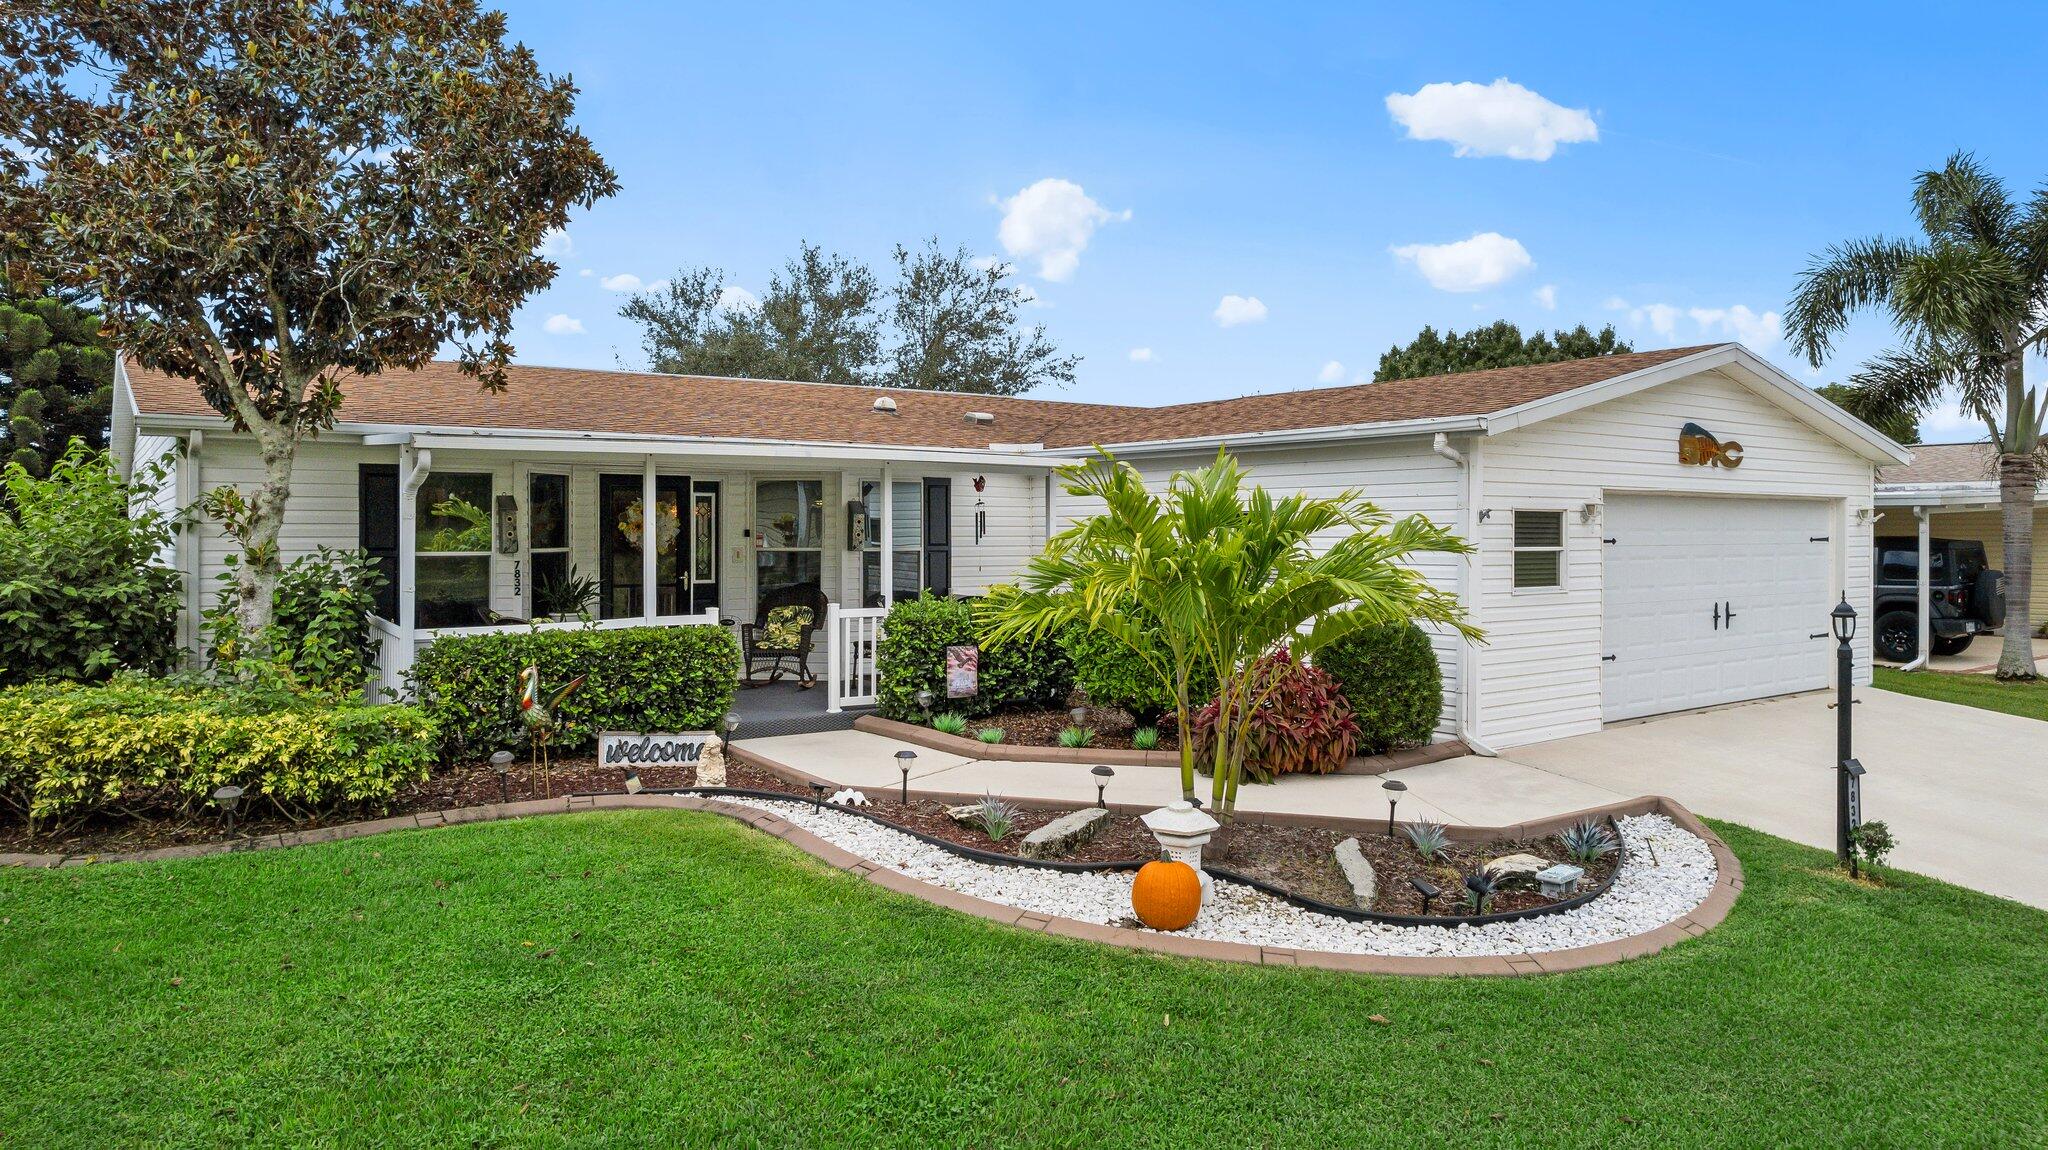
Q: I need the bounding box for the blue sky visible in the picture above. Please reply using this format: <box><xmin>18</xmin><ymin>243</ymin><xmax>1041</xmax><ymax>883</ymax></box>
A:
<box><xmin>495</xmin><ymin>2</ymin><xmax>2046</xmax><ymax>443</ymax></box>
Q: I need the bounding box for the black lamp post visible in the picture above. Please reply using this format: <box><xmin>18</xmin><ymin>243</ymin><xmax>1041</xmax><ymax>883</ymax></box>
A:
<box><xmin>1831</xmin><ymin>596</ymin><xmax>1858</xmax><ymax>869</ymax></box>
<box><xmin>212</xmin><ymin>784</ymin><xmax>244</xmax><ymax>834</ymax></box>
<box><xmin>1381</xmin><ymin>778</ymin><xmax>1407</xmax><ymax>836</ymax></box>
<box><xmin>490</xmin><ymin>750</ymin><xmax>514</xmax><ymax>803</ymax></box>
<box><xmin>1091</xmin><ymin>764</ymin><xmax>1114</xmax><ymax>809</ymax></box>
<box><xmin>895</xmin><ymin>749</ymin><xmax>917</xmax><ymax>806</ymax></box>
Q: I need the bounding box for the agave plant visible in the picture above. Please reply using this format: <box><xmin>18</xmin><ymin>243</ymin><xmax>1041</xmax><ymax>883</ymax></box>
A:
<box><xmin>1404</xmin><ymin>820</ymin><xmax>1450</xmax><ymax>862</ymax></box>
<box><xmin>931</xmin><ymin>712</ymin><xmax>969</xmax><ymax>736</ymax></box>
<box><xmin>973</xmin><ymin>793</ymin><xmax>1020</xmax><ymax>841</ymax></box>
<box><xmin>1560</xmin><ymin>818</ymin><xmax>1618</xmax><ymax>864</ymax></box>
<box><xmin>1462</xmin><ymin>863</ymin><xmax>1500</xmax><ymax>914</ymax></box>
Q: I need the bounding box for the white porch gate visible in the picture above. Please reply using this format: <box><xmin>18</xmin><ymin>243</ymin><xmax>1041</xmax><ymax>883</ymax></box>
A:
<box><xmin>825</xmin><ymin>603</ymin><xmax>887</xmax><ymax>713</ymax></box>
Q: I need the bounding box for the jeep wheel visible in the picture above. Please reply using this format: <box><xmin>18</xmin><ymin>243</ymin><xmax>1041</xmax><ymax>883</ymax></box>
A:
<box><xmin>1874</xmin><ymin>610</ymin><xmax>1919</xmax><ymax>663</ymax></box>
<box><xmin>1933</xmin><ymin>635</ymin><xmax>1975</xmax><ymax>658</ymax></box>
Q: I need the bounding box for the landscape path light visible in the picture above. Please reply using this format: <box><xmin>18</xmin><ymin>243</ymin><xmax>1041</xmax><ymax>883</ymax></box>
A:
<box><xmin>490</xmin><ymin>751</ymin><xmax>514</xmax><ymax>803</ymax></box>
<box><xmin>1091</xmin><ymin>764</ymin><xmax>1114</xmax><ymax>809</ymax></box>
<box><xmin>1408</xmin><ymin>875</ymin><xmax>1440</xmax><ymax>917</ymax></box>
<box><xmin>895</xmin><ymin>749</ymin><xmax>917</xmax><ymax>806</ymax></box>
<box><xmin>212</xmin><ymin>785</ymin><xmax>244</xmax><ymax>834</ymax></box>
<box><xmin>915</xmin><ymin>689</ymin><xmax>934</xmax><ymax>723</ymax></box>
<box><xmin>722</xmin><ymin>714</ymin><xmax>740</xmax><ymax>750</ymax></box>
<box><xmin>1382</xmin><ymin>778</ymin><xmax>1407</xmax><ymax>836</ymax></box>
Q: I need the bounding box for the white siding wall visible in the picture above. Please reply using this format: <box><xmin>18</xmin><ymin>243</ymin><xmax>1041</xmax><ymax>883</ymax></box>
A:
<box><xmin>193</xmin><ymin>438</ymin><xmax>391</xmax><ymax>621</ymax></box>
<box><xmin>1052</xmin><ymin>440</ymin><xmax>1468</xmax><ymax>738</ymax></box>
<box><xmin>1478</xmin><ymin>368</ymin><xmax>1875</xmax><ymax>747</ymax></box>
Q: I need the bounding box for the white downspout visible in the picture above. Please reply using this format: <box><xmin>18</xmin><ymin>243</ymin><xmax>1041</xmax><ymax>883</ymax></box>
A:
<box><xmin>399</xmin><ymin>445</ymin><xmax>432</xmax><ymax>658</ymax></box>
<box><xmin>1433</xmin><ymin>432</ymin><xmax>1498</xmax><ymax>757</ymax></box>
<box><xmin>1903</xmin><ymin>505</ymin><xmax>1932</xmax><ymax>671</ymax></box>
<box><xmin>879</xmin><ymin>462</ymin><xmax>895</xmax><ymax>606</ymax></box>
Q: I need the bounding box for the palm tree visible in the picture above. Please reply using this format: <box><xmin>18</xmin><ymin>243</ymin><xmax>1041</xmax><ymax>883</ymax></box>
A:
<box><xmin>979</xmin><ymin>449</ymin><xmax>1477</xmax><ymax>817</ymax></box>
<box><xmin>1786</xmin><ymin>152</ymin><xmax>2048</xmax><ymax>679</ymax></box>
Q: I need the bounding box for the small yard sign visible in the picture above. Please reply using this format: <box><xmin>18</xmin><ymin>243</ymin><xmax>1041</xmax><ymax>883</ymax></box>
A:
<box><xmin>945</xmin><ymin>645</ymin><xmax>979</xmax><ymax>699</ymax></box>
<box><xmin>599</xmin><ymin>731</ymin><xmax>715</xmax><ymax>768</ymax></box>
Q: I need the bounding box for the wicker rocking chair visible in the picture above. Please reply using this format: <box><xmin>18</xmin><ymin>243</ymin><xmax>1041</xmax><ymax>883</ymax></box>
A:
<box><xmin>740</xmin><ymin>583</ymin><xmax>827</xmax><ymax>688</ymax></box>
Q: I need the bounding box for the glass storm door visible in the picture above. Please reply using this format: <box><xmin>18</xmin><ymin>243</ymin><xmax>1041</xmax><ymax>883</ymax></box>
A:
<box><xmin>599</xmin><ymin>473</ymin><xmax>690</xmax><ymax>619</ymax></box>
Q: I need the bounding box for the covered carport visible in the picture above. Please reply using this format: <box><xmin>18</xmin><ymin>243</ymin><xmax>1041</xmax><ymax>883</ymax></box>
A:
<box><xmin>1871</xmin><ymin>485</ymin><xmax>2001</xmax><ymax>669</ymax></box>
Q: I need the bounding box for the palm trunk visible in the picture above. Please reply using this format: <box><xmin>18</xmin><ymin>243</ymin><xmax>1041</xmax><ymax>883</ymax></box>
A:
<box><xmin>1996</xmin><ymin>449</ymin><xmax>2039</xmax><ymax>679</ymax></box>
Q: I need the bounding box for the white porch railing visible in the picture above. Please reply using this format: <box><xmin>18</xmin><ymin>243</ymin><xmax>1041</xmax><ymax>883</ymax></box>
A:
<box><xmin>369</xmin><ymin>609</ymin><xmax>721</xmax><ymax>703</ymax></box>
<box><xmin>825</xmin><ymin>603</ymin><xmax>887</xmax><ymax>713</ymax></box>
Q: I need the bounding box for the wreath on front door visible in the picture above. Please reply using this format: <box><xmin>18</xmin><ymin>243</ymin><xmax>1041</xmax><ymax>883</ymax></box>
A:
<box><xmin>618</xmin><ymin>497</ymin><xmax>682</xmax><ymax>553</ymax></box>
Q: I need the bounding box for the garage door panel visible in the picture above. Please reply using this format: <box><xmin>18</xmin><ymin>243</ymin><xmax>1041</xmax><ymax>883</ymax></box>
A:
<box><xmin>1602</xmin><ymin>495</ymin><xmax>1832</xmax><ymax>722</ymax></box>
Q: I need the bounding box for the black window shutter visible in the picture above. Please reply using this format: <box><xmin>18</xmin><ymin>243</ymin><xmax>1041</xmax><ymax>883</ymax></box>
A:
<box><xmin>360</xmin><ymin>464</ymin><xmax>400</xmax><ymax>620</ymax></box>
<box><xmin>923</xmin><ymin>477</ymin><xmax>951</xmax><ymax>597</ymax></box>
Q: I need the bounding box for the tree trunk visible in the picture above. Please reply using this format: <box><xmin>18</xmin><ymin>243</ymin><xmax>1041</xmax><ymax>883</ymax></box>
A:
<box><xmin>1996</xmin><ymin>449</ymin><xmax>2039</xmax><ymax>679</ymax></box>
<box><xmin>229</xmin><ymin>420</ymin><xmax>300</xmax><ymax>659</ymax></box>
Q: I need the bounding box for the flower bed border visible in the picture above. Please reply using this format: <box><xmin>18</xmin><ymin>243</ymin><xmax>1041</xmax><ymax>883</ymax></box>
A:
<box><xmin>853</xmin><ymin>714</ymin><xmax>1469</xmax><ymax>774</ymax></box>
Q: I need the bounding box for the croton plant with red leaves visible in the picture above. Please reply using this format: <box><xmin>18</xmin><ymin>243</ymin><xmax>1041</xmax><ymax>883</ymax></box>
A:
<box><xmin>1192</xmin><ymin>648</ymin><xmax>1360</xmax><ymax>782</ymax></box>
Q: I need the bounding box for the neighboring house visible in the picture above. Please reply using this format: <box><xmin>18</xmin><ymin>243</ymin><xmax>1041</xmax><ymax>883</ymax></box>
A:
<box><xmin>1876</xmin><ymin>441</ymin><xmax>2048</xmax><ymax>620</ymax></box>
<box><xmin>112</xmin><ymin>342</ymin><xmax>1907</xmax><ymax>752</ymax></box>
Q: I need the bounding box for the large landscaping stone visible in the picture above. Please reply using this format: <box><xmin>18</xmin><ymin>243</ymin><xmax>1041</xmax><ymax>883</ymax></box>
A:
<box><xmin>1019</xmin><ymin>807</ymin><xmax>1108</xmax><ymax>859</ymax></box>
<box><xmin>1334</xmin><ymin>837</ymin><xmax>1377</xmax><ymax>910</ymax></box>
<box><xmin>1485</xmin><ymin>852</ymin><xmax>1550</xmax><ymax>889</ymax></box>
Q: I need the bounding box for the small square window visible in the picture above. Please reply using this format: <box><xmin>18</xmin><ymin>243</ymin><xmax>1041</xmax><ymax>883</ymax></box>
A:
<box><xmin>1512</xmin><ymin>510</ymin><xmax>1565</xmax><ymax>589</ymax></box>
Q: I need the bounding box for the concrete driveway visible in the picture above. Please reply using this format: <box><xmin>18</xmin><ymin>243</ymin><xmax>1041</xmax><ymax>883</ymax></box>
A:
<box><xmin>1497</xmin><ymin>688</ymin><xmax>2048</xmax><ymax>908</ymax></box>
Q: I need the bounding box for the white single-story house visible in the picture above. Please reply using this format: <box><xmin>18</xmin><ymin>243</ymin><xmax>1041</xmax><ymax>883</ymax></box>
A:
<box><xmin>112</xmin><ymin>341</ymin><xmax>1908</xmax><ymax>751</ymax></box>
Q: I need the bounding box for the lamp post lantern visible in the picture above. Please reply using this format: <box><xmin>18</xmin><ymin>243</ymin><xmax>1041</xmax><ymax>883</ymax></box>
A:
<box><xmin>212</xmin><ymin>784</ymin><xmax>244</xmax><ymax>834</ymax></box>
<box><xmin>914</xmin><ymin>689</ymin><xmax>934</xmax><ymax>724</ymax></box>
<box><xmin>722</xmin><ymin>713</ymin><xmax>740</xmax><ymax>751</ymax></box>
<box><xmin>895</xmin><ymin>749</ymin><xmax>917</xmax><ymax>806</ymax></box>
<box><xmin>1831</xmin><ymin>596</ymin><xmax>1858</xmax><ymax>868</ymax></box>
<box><xmin>1381</xmin><ymin>778</ymin><xmax>1407</xmax><ymax>836</ymax></box>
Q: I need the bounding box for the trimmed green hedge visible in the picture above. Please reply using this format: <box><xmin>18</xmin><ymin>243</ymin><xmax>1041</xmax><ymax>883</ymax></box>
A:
<box><xmin>877</xmin><ymin>594</ymin><xmax>1072</xmax><ymax>721</ymax></box>
<box><xmin>408</xmin><ymin>624</ymin><xmax>740</xmax><ymax>759</ymax></box>
<box><xmin>0</xmin><ymin>677</ymin><xmax>437</xmax><ymax>831</ymax></box>
<box><xmin>1314</xmin><ymin>622</ymin><xmax>1443</xmax><ymax>754</ymax></box>
<box><xmin>1061</xmin><ymin>619</ymin><xmax>1215</xmax><ymax>727</ymax></box>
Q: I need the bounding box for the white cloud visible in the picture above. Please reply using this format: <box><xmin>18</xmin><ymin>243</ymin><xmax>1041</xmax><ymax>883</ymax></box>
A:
<box><xmin>1128</xmin><ymin>347</ymin><xmax>1155</xmax><ymax>363</ymax></box>
<box><xmin>578</xmin><ymin>268</ymin><xmax>594</xmax><ymax>278</ymax></box>
<box><xmin>996</xmin><ymin>178</ymin><xmax>1129</xmax><ymax>282</ymax></box>
<box><xmin>969</xmin><ymin>254</ymin><xmax>1004</xmax><ymax>273</ymax></box>
<box><xmin>600</xmin><ymin>273</ymin><xmax>644</xmax><ymax>292</ymax></box>
<box><xmin>717</xmin><ymin>285</ymin><xmax>760</xmax><ymax>312</ymax></box>
<box><xmin>1688</xmin><ymin>304</ymin><xmax>1782</xmax><ymax>351</ymax></box>
<box><xmin>1606</xmin><ymin>297</ymin><xmax>1681</xmax><ymax>337</ymax></box>
<box><xmin>536</xmin><ymin>227</ymin><xmax>573</xmax><ymax>258</ymax></box>
<box><xmin>1384</xmin><ymin>78</ymin><xmax>1598</xmax><ymax>161</ymax></box>
<box><xmin>1391</xmin><ymin>232</ymin><xmax>1533</xmax><ymax>292</ymax></box>
<box><xmin>542</xmin><ymin>313</ymin><xmax>585</xmax><ymax>335</ymax></box>
<box><xmin>1533</xmin><ymin>284</ymin><xmax>1557</xmax><ymax>310</ymax></box>
<box><xmin>1318</xmin><ymin>360</ymin><xmax>1346</xmax><ymax>384</ymax></box>
<box><xmin>1213</xmin><ymin>295</ymin><xmax>1269</xmax><ymax>327</ymax></box>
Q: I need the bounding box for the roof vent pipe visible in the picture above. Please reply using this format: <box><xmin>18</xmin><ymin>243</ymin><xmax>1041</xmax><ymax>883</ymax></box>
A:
<box><xmin>871</xmin><ymin>394</ymin><xmax>898</xmax><ymax>415</ymax></box>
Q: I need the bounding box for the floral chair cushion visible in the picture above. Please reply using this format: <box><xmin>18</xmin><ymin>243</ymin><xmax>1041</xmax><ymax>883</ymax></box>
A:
<box><xmin>760</xmin><ymin>605</ymin><xmax>814</xmax><ymax>649</ymax></box>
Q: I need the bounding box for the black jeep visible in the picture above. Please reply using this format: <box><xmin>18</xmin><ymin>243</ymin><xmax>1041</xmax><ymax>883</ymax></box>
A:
<box><xmin>1872</xmin><ymin>536</ymin><xmax>2005</xmax><ymax>663</ymax></box>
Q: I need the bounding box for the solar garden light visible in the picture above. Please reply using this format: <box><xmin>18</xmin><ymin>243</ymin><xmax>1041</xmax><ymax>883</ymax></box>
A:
<box><xmin>1830</xmin><ymin>596</ymin><xmax>1859</xmax><ymax>869</ymax></box>
<box><xmin>1408</xmin><ymin>875</ymin><xmax>1440</xmax><ymax>916</ymax></box>
<box><xmin>895</xmin><ymin>749</ymin><xmax>917</xmax><ymax>805</ymax></box>
<box><xmin>212</xmin><ymin>784</ymin><xmax>244</xmax><ymax>834</ymax></box>
<box><xmin>915</xmin><ymin>688</ymin><xmax>935</xmax><ymax>723</ymax></box>
<box><xmin>623</xmin><ymin>769</ymin><xmax>644</xmax><ymax>795</ymax></box>
<box><xmin>1381</xmin><ymin>777</ymin><xmax>1407</xmax><ymax>836</ymax></box>
<box><xmin>489</xmin><ymin>751</ymin><xmax>514</xmax><ymax>803</ymax></box>
<box><xmin>1091</xmin><ymin>764</ymin><xmax>1115</xmax><ymax>809</ymax></box>
<box><xmin>807</xmin><ymin>781</ymin><xmax>831</xmax><ymax>810</ymax></box>
<box><xmin>722</xmin><ymin>713</ymin><xmax>740</xmax><ymax>750</ymax></box>
<box><xmin>1070</xmin><ymin>705</ymin><xmax>1088</xmax><ymax>726</ymax></box>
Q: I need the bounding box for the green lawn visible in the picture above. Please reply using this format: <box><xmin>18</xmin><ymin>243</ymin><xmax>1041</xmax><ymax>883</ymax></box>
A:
<box><xmin>3</xmin><ymin>811</ymin><xmax>2043</xmax><ymax>1147</ymax></box>
<box><xmin>1875</xmin><ymin>664</ymin><xmax>2048</xmax><ymax>722</ymax></box>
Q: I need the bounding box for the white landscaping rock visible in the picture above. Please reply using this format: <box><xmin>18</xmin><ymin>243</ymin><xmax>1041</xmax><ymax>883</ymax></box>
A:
<box><xmin>1333</xmin><ymin>837</ymin><xmax>1377</xmax><ymax>910</ymax></box>
<box><xmin>710</xmin><ymin>795</ymin><xmax>1717</xmax><ymax>960</ymax></box>
<box><xmin>1019</xmin><ymin>807</ymin><xmax>1108</xmax><ymax>860</ymax></box>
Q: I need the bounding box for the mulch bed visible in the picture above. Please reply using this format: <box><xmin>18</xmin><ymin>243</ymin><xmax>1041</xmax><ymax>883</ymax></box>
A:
<box><xmin>4</xmin><ymin>749</ymin><xmax>1615</xmax><ymax>920</ymax></box>
<box><xmin>962</xmin><ymin>707</ymin><xmax>1182</xmax><ymax>752</ymax></box>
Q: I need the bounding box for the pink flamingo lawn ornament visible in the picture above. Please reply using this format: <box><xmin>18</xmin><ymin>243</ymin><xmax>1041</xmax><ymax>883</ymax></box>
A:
<box><xmin>517</xmin><ymin>665</ymin><xmax>587</xmax><ymax>798</ymax></box>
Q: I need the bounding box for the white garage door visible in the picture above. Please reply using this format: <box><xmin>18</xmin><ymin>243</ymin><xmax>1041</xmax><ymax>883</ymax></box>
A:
<box><xmin>1602</xmin><ymin>495</ymin><xmax>1834</xmax><ymax>722</ymax></box>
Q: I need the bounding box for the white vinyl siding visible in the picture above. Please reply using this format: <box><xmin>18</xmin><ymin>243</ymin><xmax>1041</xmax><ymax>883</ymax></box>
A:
<box><xmin>1478</xmin><ymin>367</ymin><xmax>1875</xmax><ymax>747</ymax></box>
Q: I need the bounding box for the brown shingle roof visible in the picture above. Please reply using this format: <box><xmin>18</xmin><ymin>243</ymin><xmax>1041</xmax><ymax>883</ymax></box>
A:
<box><xmin>1877</xmin><ymin>442</ymin><xmax>1998</xmax><ymax>486</ymax></box>
<box><xmin>123</xmin><ymin>344</ymin><xmax>1726</xmax><ymax>450</ymax></box>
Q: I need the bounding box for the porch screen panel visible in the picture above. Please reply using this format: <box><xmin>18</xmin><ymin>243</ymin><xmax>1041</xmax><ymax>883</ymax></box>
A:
<box><xmin>859</xmin><ymin>480</ymin><xmax>924</xmax><ymax>605</ymax></box>
<box><xmin>923</xmin><ymin>478</ymin><xmax>951</xmax><ymax>598</ymax></box>
<box><xmin>359</xmin><ymin>464</ymin><xmax>399</xmax><ymax>620</ymax></box>
<box><xmin>417</xmin><ymin>472</ymin><xmax>494</xmax><ymax>627</ymax></box>
<box><xmin>754</xmin><ymin>479</ymin><xmax>824</xmax><ymax>610</ymax></box>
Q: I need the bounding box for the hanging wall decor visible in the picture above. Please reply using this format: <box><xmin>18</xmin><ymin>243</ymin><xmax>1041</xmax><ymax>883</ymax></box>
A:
<box><xmin>618</xmin><ymin>497</ymin><xmax>682</xmax><ymax>552</ymax></box>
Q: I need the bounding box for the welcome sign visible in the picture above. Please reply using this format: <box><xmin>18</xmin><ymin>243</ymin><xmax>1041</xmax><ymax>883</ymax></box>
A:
<box><xmin>599</xmin><ymin>731</ymin><xmax>715</xmax><ymax>768</ymax></box>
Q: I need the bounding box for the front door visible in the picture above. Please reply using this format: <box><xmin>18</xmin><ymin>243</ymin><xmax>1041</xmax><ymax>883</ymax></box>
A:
<box><xmin>599</xmin><ymin>473</ymin><xmax>691</xmax><ymax>619</ymax></box>
<box><xmin>689</xmin><ymin>482</ymin><xmax>721</xmax><ymax>615</ymax></box>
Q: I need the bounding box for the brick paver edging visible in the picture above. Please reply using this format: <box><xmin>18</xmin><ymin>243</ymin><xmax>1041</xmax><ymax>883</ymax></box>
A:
<box><xmin>0</xmin><ymin>788</ymin><xmax>1743</xmax><ymax>977</ymax></box>
<box><xmin>855</xmin><ymin>715</ymin><xmax>1469</xmax><ymax>775</ymax></box>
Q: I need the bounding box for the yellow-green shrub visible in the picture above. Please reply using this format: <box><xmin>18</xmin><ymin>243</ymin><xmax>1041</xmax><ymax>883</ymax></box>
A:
<box><xmin>0</xmin><ymin>678</ymin><xmax>437</xmax><ymax>832</ymax></box>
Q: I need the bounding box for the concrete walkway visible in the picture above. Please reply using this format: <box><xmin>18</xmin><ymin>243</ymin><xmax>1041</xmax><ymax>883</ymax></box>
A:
<box><xmin>1879</xmin><ymin>634</ymin><xmax>2048</xmax><ymax>675</ymax></box>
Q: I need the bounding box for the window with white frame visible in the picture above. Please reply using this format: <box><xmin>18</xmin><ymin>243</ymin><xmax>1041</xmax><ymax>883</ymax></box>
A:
<box><xmin>1512</xmin><ymin>510</ymin><xmax>1565</xmax><ymax>589</ymax></box>
<box><xmin>754</xmin><ymin>478</ymin><xmax>824</xmax><ymax>601</ymax></box>
<box><xmin>417</xmin><ymin>472</ymin><xmax>494</xmax><ymax>626</ymax></box>
<box><xmin>527</xmin><ymin>472</ymin><xmax>573</xmax><ymax>616</ymax></box>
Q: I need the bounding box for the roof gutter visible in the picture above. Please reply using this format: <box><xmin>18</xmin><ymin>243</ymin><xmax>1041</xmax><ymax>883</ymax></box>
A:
<box><xmin>1041</xmin><ymin>414</ymin><xmax>1491</xmax><ymax>458</ymax></box>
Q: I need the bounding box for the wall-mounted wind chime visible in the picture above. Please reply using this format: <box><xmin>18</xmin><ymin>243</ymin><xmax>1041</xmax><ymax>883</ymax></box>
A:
<box><xmin>972</xmin><ymin>475</ymin><xmax>987</xmax><ymax>543</ymax></box>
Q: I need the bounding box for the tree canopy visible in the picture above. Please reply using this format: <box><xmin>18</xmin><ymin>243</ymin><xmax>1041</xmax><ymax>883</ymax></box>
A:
<box><xmin>623</xmin><ymin>239</ymin><xmax>1077</xmax><ymax>396</ymax></box>
<box><xmin>1813</xmin><ymin>382</ymin><xmax>1919</xmax><ymax>445</ymax></box>
<box><xmin>0</xmin><ymin>282</ymin><xmax>111</xmax><ymax>474</ymax></box>
<box><xmin>1373</xmin><ymin>321</ymin><xmax>1633</xmax><ymax>382</ymax></box>
<box><xmin>1</xmin><ymin>0</ymin><xmax>617</xmax><ymax>647</ymax></box>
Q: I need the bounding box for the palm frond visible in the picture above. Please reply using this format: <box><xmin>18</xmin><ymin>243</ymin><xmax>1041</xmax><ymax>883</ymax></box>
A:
<box><xmin>1912</xmin><ymin>152</ymin><xmax>2017</xmax><ymax>250</ymax></box>
<box><xmin>1784</xmin><ymin>236</ymin><xmax>1922</xmax><ymax>367</ymax></box>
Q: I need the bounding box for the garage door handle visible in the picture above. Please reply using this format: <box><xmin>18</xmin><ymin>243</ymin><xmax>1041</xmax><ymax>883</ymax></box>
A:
<box><xmin>1725</xmin><ymin>601</ymin><xmax>1738</xmax><ymax>627</ymax></box>
<box><xmin>1711</xmin><ymin>602</ymin><xmax>1721</xmax><ymax>630</ymax></box>
<box><xmin>1602</xmin><ymin>655</ymin><xmax>1617</xmax><ymax>662</ymax></box>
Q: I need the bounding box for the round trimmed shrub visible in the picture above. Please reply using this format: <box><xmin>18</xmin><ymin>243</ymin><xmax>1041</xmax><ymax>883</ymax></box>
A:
<box><xmin>1060</xmin><ymin>619</ymin><xmax>1213</xmax><ymax>728</ymax></box>
<box><xmin>875</xmin><ymin>594</ymin><xmax>1071</xmax><ymax>721</ymax></box>
<box><xmin>1314</xmin><ymin>622</ymin><xmax>1443</xmax><ymax>754</ymax></box>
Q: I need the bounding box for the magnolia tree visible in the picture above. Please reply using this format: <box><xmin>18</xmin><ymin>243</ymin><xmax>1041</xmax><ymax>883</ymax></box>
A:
<box><xmin>981</xmin><ymin>450</ymin><xmax>1477</xmax><ymax>817</ymax></box>
<box><xmin>0</xmin><ymin>0</ymin><xmax>618</xmax><ymax>652</ymax></box>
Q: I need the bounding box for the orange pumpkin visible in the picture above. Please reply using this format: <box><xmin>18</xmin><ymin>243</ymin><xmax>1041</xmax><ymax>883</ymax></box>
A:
<box><xmin>1131</xmin><ymin>860</ymin><xmax>1203</xmax><ymax>931</ymax></box>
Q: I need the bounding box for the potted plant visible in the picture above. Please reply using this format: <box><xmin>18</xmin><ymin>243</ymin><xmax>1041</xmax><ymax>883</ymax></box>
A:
<box><xmin>534</xmin><ymin>564</ymin><xmax>600</xmax><ymax>621</ymax></box>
